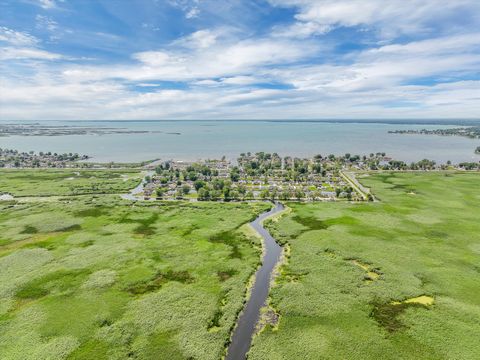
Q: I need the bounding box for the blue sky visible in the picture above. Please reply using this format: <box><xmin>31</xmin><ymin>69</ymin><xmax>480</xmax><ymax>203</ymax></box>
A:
<box><xmin>1</xmin><ymin>0</ymin><xmax>479</xmax><ymax>120</ymax></box>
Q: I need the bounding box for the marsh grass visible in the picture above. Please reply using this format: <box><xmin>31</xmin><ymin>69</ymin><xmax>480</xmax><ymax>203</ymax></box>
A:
<box><xmin>209</xmin><ymin>230</ymin><xmax>244</xmax><ymax>259</ymax></box>
<box><xmin>217</xmin><ymin>269</ymin><xmax>238</xmax><ymax>282</ymax></box>
<box><xmin>20</xmin><ymin>225</ymin><xmax>38</xmax><ymax>234</ymax></box>
<box><xmin>16</xmin><ymin>268</ymin><xmax>91</xmax><ymax>300</ymax></box>
<box><xmin>250</xmin><ymin>172</ymin><xmax>480</xmax><ymax>360</ymax></box>
<box><xmin>0</xmin><ymin>176</ymin><xmax>270</xmax><ymax>360</ymax></box>
<box><xmin>0</xmin><ymin>169</ymin><xmax>142</xmax><ymax>197</ymax></box>
<box><xmin>125</xmin><ymin>270</ymin><xmax>194</xmax><ymax>295</ymax></box>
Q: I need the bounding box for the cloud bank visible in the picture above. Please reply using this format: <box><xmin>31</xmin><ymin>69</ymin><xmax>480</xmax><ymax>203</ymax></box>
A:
<box><xmin>1</xmin><ymin>0</ymin><xmax>479</xmax><ymax>120</ymax></box>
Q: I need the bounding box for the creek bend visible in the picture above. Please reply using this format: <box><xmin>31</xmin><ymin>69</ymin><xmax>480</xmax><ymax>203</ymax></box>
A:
<box><xmin>226</xmin><ymin>202</ymin><xmax>285</xmax><ymax>360</ymax></box>
<box><xmin>120</xmin><ymin>178</ymin><xmax>285</xmax><ymax>359</ymax></box>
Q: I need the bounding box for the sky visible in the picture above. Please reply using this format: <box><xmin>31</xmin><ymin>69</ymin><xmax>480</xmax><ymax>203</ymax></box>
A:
<box><xmin>0</xmin><ymin>0</ymin><xmax>480</xmax><ymax>120</ymax></box>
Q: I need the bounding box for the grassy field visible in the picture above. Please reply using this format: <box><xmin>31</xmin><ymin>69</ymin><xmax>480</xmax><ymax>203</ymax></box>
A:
<box><xmin>0</xmin><ymin>169</ymin><xmax>143</xmax><ymax>197</ymax></box>
<box><xmin>0</xmin><ymin>176</ymin><xmax>270</xmax><ymax>359</ymax></box>
<box><xmin>250</xmin><ymin>172</ymin><xmax>480</xmax><ymax>360</ymax></box>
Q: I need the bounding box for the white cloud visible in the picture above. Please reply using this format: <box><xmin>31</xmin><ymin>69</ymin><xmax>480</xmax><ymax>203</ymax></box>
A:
<box><xmin>0</xmin><ymin>27</ymin><xmax>39</xmax><ymax>46</ymax></box>
<box><xmin>132</xmin><ymin>51</ymin><xmax>172</xmax><ymax>66</ymax></box>
<box><xmin>269</xmin><ymin>0</ymin><xmax>480</xmax><ymax>39</ymax></box>
<box><xmin>185</xmin><ymin>7</ymin><xmax>199</xmax><ymax>19</ymax></box>
<box><xmin>0</xmin><ymin>46</ymin><xmax>63</xmax><ymax>60</ymax></box>
<box><xmin>221</xmin><ymin>76</ymin><xmax>262</xmax><ymax>85</ymax></box>
<box><xmin>2</xmin><ymin>72</ymin><xmax>479</xmax><ymax>120</ymax></box>
<box><xmin>174</xmin><ymin>29</ymin><xmax>218</xmax><ymax>49</ymax></box>
<box><xmin>1</xmin><ymin>1</ymin><xmax>480</xmax><ymax>121</ymax></box>
<box><xmin>274</xmin><ymin>21</ymin><xmax>331</xmax><ymax>38</ymax></box>
<box><xmin>36</xmin><ymin>15</ymin><xmax>59</xmax><ymax>32</ymax></box>
<box><xmin>37</xmin><ymin>0</ymin><xmax>57</xmax><ymax>9</ymax></box>
<box><xmin>368</xmin><ymin>33</ymin><xmax>480</xmax><ymax>56</ymax></box>
<box><xmin>136</xmin><ymin>83</ymin><xmax>162</xmax><ymax>87</ymax></box>
<box><xmin>168</xmin><ymin>0</ymin><xmax>201</xmax><ymax>19</ymax></box>
<box><xmin>63</xmin><ymin>37</ymin><xmax>316</xmax><ymax>83</ymax></box>
<box><xmin>0</xmin><ymin>25</ymin><xmax>64</xmax><ymax>61</ymax></box>
<box><xmin>194</xmin><ymin>79</ymin><xmax>220</xmax><ymax>86</ymax></box>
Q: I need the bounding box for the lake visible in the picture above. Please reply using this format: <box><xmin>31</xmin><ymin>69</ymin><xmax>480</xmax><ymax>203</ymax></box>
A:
<box><xmin>1</xmin><ymin>120</ymin><xmax>479</xmax><ymax>164</ymax></box>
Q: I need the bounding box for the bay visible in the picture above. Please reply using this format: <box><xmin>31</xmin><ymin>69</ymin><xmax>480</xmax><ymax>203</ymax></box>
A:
<box><xmin>1</xmin><ymin>120</ymin><xmax>479</xmax><ymax>164</ymax></box>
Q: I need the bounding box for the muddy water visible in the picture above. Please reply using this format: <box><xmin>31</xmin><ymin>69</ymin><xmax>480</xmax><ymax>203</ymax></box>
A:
<box><xmin>226</xmin><ymin>202</ymin><xmax>285</xmax><ymax>360</ymax></box>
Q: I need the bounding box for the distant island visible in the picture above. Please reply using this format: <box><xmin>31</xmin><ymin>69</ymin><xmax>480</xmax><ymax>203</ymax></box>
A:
<box><xmin>389</xmin><ymin>126</ymin><xmax>480</xmax><ymax>139</ymax></box>
<box><xmin>389</xmin><ymin>126</ymin><xmax>480</xmax><ymax>154</ymax></box>
<box><xmin>0</xmin><ymin>123</ymin><xmax>179</xmax><ymax>137</ymax></box>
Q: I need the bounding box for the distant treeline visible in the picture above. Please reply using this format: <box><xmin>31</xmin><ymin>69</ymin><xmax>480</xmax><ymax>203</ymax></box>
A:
<box><xmin>389</xmin><ymin>126</ymin><xmax>480</xmax><ymax>139</ymax></box>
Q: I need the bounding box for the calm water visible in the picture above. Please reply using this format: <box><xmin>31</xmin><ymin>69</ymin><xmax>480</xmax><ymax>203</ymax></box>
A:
<box><xmin>226</xmin><ymin>202</ymin><xmax>284</xmax><ymax>360</ymax></box>
<box><xmin>1</xmin><ymin>120</ymin><xmax>479</xmax><ymax>164</ymax></box>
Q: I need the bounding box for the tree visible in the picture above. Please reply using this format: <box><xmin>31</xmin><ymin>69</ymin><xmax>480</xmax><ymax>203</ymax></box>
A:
<box><xmin>223</xmin><ymin>187</ymin><xmax>231</xmax><ymax>200</ymax></box>
<box><xmin>295</xmin><ymin>190</ymin><xmax>305</xmax><ymax>201</ymax></box>
<box><xmin>187</xmin><ymin>171</ymin><xmax>198</xmax><ymax>181</ymax></box>
<box><xmin>237</xmin><ymin>185</ymin><xmax>247</xmax><ymax>199</ymax></box>
<box><xmin>212</xmin><ymin>179</ymin><xmax>225</xmax><ymax>190</ymax></box>
<box><xmin>270</xmin><ymin>188</ymin><xmax>278</xmax><ymax>201</ymax></box>
<box><xmin>210</xmin><ymin>189</ymin><xmax>221</xmax><ymax>201</ymax></box>
<box><xmin>280</xmin><ymin>191</ymin><xmax>290</xmax><ymax>201</ymax></box>
<box><xmin>230</xmin><ymin>190</ymin><xmax>239</xmax><ymax>201</ymax></box>
<box><xmin>175</xmin><ymin>189</ymin><xmax>184</xmax><ymax>199</ymax></box>
<box><xmin>230</xmin><ymin>169</ymin><xmax>240</xmax><ymax>182</ymax></box>
<box><xmin>260</xmin><ymin>189</ymin><xmax>270</xmax><ymax>200</ymax></box>
<box><xmin>194</xmin><ymin>180</ymin><xmax>206</xmax><ymax>191</ymax></box>
<box><xmin>197</xmin><ymin>187</ymin><xmax>210</xmax><ymax>201</ymax></box>
<box><xmin>156</xmin><ymin>188</ymin><xmax>164</xmax><ymax>199</ymax></box>
<box><xmin>182</xmin><ymin>184</ymin><xmax>190</xmax><ymax>195</ymax></box>
<box><xmin>312</xmin><ymin>163</ymin><xmax>322</xmax><ymax>173</ymax></box>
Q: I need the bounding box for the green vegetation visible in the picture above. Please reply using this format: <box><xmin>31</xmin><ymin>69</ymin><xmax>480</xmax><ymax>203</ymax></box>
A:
<box><xmin>250</xmin><ymin>172</ymin><xmax>480</xmax><ymax>359</ymax></box>
<box><xmin>0</xmin><ymin>148</ymin><xmax>89</xmax><ymax>168</ymax></box>
<box><xmin>0</xmin><ymin>169</ymin><xmax>143</xmax><ymax>196</ymax></box>
<box><xmin>148</xmin><ymin>152</ymin><xmax>371</xmax><ymax>201</ymax></box>
<box><xmin>2</xmin><ymin>166</ymin><xmax>479</xmax><ymax>359</ymax></box>
<box><xmin>389</xmin><ymin>126</ymin><xmax>480</xmax><ymax>139</ymax></box>
<box><xmin>0</xmin><ymin>170</ymin><xmax>270</xmax><ymax>359</ymax></box>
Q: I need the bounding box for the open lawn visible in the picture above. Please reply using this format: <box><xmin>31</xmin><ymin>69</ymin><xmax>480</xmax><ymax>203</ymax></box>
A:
<box><xmin>250</xmin><ymin>172</ymin><xmax>480</xmax><ymax>360</ymax></box>
<box><xmin>0</xmin><ymin>169</ymin><xmax>143</xmax><ymax>197</ymax></box>
<box><xmin>0</xmin><ymin>181</ymin><xmax>269</xmax><ymax>359</ymax></box>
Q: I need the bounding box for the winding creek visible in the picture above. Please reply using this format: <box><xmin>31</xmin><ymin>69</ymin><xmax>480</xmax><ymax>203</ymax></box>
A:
<box><xmin>226</xmin><ymin>202</ymin><xmax>285</xmax><ymax>360</ymax></box>
<box><xmin>120</xmin><ymin>177</ymin><xmax>285</xmax><ymax>359</ymax></box>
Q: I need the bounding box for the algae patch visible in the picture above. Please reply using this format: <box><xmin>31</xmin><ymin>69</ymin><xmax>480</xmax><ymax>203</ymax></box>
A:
<box><xmin>392</xmin><ymin>295</ymin><xmax>434</xmax><ymax>306</ymax></box>
<box><xmin>372</xmin><ymin>295</ymin><xmax>434</xmax><ymax>333</ymax></box>
<box><xmin>350</xmin><ymin>259</ymin><xmax>382</xmax><ymax>283</ymax></box>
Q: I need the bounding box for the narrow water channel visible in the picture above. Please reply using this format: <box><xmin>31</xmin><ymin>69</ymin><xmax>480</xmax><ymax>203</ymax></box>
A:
<box><xmin>120</xmin><ymin>179</ymin><xmax>285</xmax><ymax>358</ymax></box>
<box><xmin>226</xmin><ymin>202</ymin><xmax>285</xmax><ymax>360</ymax></box>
